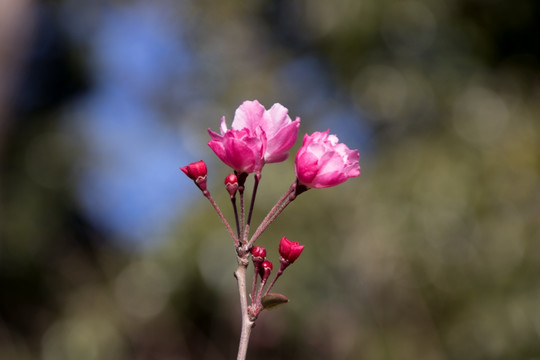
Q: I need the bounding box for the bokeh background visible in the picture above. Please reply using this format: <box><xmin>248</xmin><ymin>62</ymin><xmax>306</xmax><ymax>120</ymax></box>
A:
<box><xmin>1</xmin><ymin>0</ymin><xmax>539</xmax><ymax>359</ymax></box>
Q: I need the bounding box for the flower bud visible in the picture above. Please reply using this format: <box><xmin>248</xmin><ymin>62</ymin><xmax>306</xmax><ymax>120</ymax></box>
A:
<box><xmin>251</xmin><ymin>245</ymin><xmax>266</xmax><ymax>271</ymax></box>
<box><xmin>251</xmin><ymin>245</ymin><xmax>267</xmax><ymax>259</ymax></box>
<box><xmin>180</xmin><ymin>160</ymin><xmax>208</xmax><ymax>193</ymax></box>
<box><xmin>180</xmin><ymin>160</ymin><xmax>207</xmax><ymax>180</ymax></box>
<box><xmin>278</xmin><ymin>236</ymin><xmax>304</xmax><ymax>265</ymax></box>
<box><xmin>260</xmin><ymin>260</ymin><xmax>273</xmax><ymax>282</ymax></box>
<box><xmin>224</xmin><ymin>173</ymin><xmax>238</xmax><ymax>198</ymax></box>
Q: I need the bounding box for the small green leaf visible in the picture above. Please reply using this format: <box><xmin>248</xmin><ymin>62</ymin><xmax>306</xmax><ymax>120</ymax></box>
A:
<box><xmin>261</xmin><ymin>293</ymin><xmax>289</xmax><ymax>310</ymax></box>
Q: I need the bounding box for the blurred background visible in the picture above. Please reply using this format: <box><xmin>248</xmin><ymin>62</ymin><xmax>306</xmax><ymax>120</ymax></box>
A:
<box><xmin>1</xmin><ymin>0</ymin><xmax>539</xmax><ymax>359</ymax></box>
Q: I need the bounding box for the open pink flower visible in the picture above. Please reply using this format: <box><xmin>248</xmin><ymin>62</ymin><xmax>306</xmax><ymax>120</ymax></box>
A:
<box><xmin>295</xmin><ymin>130</ymin><xmax>360</xmax><ymax>189</ymax></box>
<box><xmin>208</xmin><ymin>123</ymin><xmax>264</xmax><ymax>174</ymax></box>
<box><xmin>208</xmin><ymin>100</ymin><xmax>300</xmax><ymax>174</ymax></box>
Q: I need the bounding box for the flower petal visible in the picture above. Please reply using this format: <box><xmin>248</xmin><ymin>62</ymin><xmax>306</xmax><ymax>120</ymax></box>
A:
<box><xmin>264</xmin><ymin>118</ymin><xmax>300</xmax><ymax>163</ymax></box>
<box><xmin>231</xmin><ymin>100</ymin><xmax>265</xmax><ymax>132</ymax></box>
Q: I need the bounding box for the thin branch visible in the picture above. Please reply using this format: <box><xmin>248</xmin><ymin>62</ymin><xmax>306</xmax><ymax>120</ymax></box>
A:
<box><xmin>239</xmin><ymin>189</ymin><xmax>245</xmax><ymax>243</ymax></box>
<box><xmin>247</xmin><ymin>183</ymin><xmax>296</xmax><ymax>248</ymax></box>
<box><xmin>204</xmin><ymin>191</ymin><xmax>239</xmax><ymax>247</ymax></box>
<box><xmin>264</xmin><ymin>270</ymin><xmax>283</xmax><ymax>296</ymax></box>
<box><xmin>231</xmin><ymin>196</ymin><xmax>240</xmax><ymax>240</ymax></box>
<box><xmin>236</xmin><ymin>173</ymin><xmax>248</xmax><ymax>244</ymax></box>
<box><xmin>246</xmin><ymin>172</ymin><xmax>261</xmax><ymax>228</ymax></box>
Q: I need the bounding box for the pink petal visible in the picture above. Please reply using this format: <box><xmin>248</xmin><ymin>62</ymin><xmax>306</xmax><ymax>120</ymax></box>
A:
<box><xmin>207</xmin><ymin>140</ymin><xmax>228</xmax><ymax>165</ymax></box>
<box><xmin>306</xmin><ymin>142</ymin><xmax>327</xmax><ymax>159</ymax></box>
<box><xmin>208</xmin><ymin>128</ymin><xmax>223</xmax><ymax>141</ymax></box>
<box><xmin>295</xmin><ymin>150</ymin><xmax>319</xmax><ymax>185</ymax></box>
<box><xmin>264</xmin><ymin>118</ymin><xmax>300</xmax><ymax>163</ymax></box>
<box><xmin>311</xmin><ymin>170</ymin><xmax>348</xmax><ymax>188</ymax></box>
<box><xmin>219</xmin><ymin>116</ymin><xmax>228</xmax><ymax>134</ymax></box>
<box><xmin>263</xmin><ymin>103</ymin><xmax>291</xmax><ymax>137</ymax></box>
<box><xmin>224</xmin><ymin>137</ymin><xmax>260</xmax><ymax>173</ymax></box>
<box><xmin>231</xmin><ymin>100</ymin><xmax>265</xmax><ymax>132</ymax></box>
<box><xmin>317</xmin><ymin>151</ymin><xmax>346</xmax><ymax>174</ymax></box>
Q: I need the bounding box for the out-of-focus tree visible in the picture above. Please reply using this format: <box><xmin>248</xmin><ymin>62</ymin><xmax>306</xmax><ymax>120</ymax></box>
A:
<box><xmin>1</xmin><ymin>0</ymin><xmax>539</xmax><ymax>359</ymax></box>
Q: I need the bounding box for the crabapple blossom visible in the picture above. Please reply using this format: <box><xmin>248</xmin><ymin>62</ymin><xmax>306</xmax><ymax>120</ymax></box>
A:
<box><xmin>295</xmin><ymin>130</ymin><xmax>360</xmax><ymax>189</ymax></box>
<box><xmin>208</xmin><ymin>100</ymin><xmax>300</xmax><ymax>174</ymax></box>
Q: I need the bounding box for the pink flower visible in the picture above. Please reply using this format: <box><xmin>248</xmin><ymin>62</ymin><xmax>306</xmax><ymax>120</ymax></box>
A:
<box><xmin>295</xmin><ymin>130</ymin><xmax>360</xmax><ymax>189</ymax></box>
<box><xmin>208</xmin><ymin>100</ymin><xmax>300</xmax><ymax>174</ymax></box>
<box><xmin>208</xmin><ymin>123</ymin><xmax>264</xmax><ymax>174</ymax></box>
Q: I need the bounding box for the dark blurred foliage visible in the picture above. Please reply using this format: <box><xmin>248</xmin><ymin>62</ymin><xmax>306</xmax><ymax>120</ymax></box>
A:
<box><xmin>1</xmin><ymin>0</ymin><xmax>539</xmax><ymax>359</ymax></box>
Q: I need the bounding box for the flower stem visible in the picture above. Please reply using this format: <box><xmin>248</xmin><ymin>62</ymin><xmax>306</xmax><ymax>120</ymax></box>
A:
<box><xmin>234</xmin><ymin>251</ymin><xmax>254</xmax><ymax>360</ymax></box>
<box><xmin>231</xmin><ymin>195</ymin><xmax>241</xmax><ymax>240</ymax></box>
<box><xmin>246</xmin><ymin>172</ymin><xmax>261</xmax><ymax>228</ymax></box>
<box><xmin>251</xmin><ymin>265</ymin><xmax>258</xmax><ymax>305</ymax></box>
<box><xmin>204</xmin><ymin>191</ymin><xmax>239</xmax><ymax>247</ymax></box>
<box><xmin>255</xmin><ymin>277</ymin><xmax>268</xmax><ymax>305</ymax></box>
<box><xmin>247</xmin><ymin>182</ymin><xmax>296</xmax><ymax>248</ymax></box>
<box><xmin>264</xmin><ymin>270</ymin><xmax>283</xmax><ymax>296</ymax></box>
<box><xmin>239</xmin><ymin>190</ymin><xmax>245</xmax><ymax>243</ymax></box>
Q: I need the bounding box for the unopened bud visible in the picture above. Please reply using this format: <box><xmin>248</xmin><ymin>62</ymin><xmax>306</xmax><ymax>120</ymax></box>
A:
<box><xmin>225</xmin><ymin>173</ymin><xmax>238</xmax><ymax>198</ymax></box>
<box><xmin>180</xmin><ymin>160</ymin><xmax>208</xmax><ymax>193</ymax></box>
<box><xmin>251</xmin><ymin>246</ymin><xmax>266</xmax><ymax>259</ymax></box>
<box><xmin>260</xmin><ymin>260</ymin><xmax>273</xmax><ymax>282</ymax></box>
<box><xmin>278</xmin><ymin>237</ymin><xmax>304</xmax><ymax>272</ymax></box>
<box><xmin>278</xmin><ymin>237</ymin><xmax>304</xmax><ymax>264</ymax></box>
<box><xmin>251</xmin><ymin>245</ymin><xmax>266</xmax><ymax>274</ymax></box>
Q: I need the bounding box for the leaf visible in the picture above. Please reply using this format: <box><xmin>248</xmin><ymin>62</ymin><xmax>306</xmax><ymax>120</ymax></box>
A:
<box><xmin>261</xmin><ymin>293</ymin><xmax>289</xmax><ymax>310</ymax></box>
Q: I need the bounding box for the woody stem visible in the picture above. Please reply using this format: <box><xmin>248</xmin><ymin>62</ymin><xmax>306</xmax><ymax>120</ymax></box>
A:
<box><xmin>235</xmin><ymin>251</ymin><xmax>254</xmax><ymax>360</ymax></box>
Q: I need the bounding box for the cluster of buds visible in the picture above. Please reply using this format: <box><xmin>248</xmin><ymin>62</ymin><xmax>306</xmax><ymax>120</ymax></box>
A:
<box><xmin>181</xmin><ymin>100</ymin><xmax>360</xmax><ymax>357</ymax></box>
<box><xmin>245</xmin><ymin>237</ymin><xmax>305</xmax><ymax>319</ymax></box>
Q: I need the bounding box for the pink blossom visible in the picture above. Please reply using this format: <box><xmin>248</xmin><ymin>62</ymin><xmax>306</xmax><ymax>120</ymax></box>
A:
<box><xmin>208</xmin><ymin>100</ymin><xmax>300</xmax><ymax>174</ymax></box>
<box><xmin>295</xmin><ymin>130</ymin><xmax>360</xmax><ymax>189</ymax></box>
<box><xmin>208</xmin><ymin>122</ymin><xmax>264</xmax><ymax>174</ymax></box>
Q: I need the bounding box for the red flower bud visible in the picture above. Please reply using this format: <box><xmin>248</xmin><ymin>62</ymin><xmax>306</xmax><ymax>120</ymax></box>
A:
<box><xmin>260</xmin><ymin>260</ymin><xmax>273</xmax><ymax>282</ymax></box>
<box><xmin>224</xmin><ymin>173</ymin><xmax>238</xmax><ymax>198</ymax></box>
<box><xmin>278</xmin><ymin>236</ymin><xmax>304</xmax><ymax>264</ymax></box>
<box><xmin>251</xmin><ymin>245</ymin><xmax>266</xmax><ymax>259</ymax></box>
<box><xmin>251</xmin><ymin>246</ymin><xmax>266</xmax><ymax>271</ymax></box>
<box><xmin>181</xmin><ymin>160</ymin><xmax>207</xmax><ymax>180</ymax></box>
<box><xmin>180</xmin><ymin>160</ymin><xmax>208</xmax><ymax>193</ymax></box>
